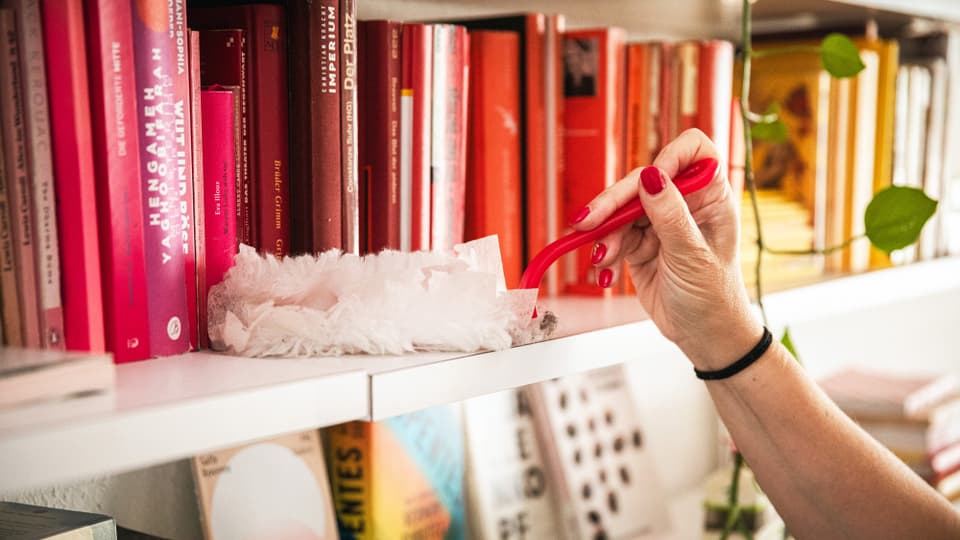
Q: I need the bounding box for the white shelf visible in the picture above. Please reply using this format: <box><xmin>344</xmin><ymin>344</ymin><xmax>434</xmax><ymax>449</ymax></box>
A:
<box><xmin>0</xmin><ymin>353</ymin><xmax>367</xmax><ymax>494</ymax></box>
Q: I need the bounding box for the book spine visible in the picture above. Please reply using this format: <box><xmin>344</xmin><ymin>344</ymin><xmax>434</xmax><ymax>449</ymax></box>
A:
<box><xmin>188</xmin><ymin>30</ymin><xmax>204</xmax><ymax>349</ymax></box>
<box><xmin>42</xmin><ymin>0</ymin><xmax>106</xmax><ymax>353</ymax></box>
<box><xmin>250</xmin><ymin>6</ymin><xmax>289</xmax><ymax>258</ymax></box>
<box><xmin>430</xmin><ymin>25</ymin><xmax>468</xmax><ymax>251</ymax></box>
<box><xmin>696</xmin><ymin>40</ymin><xmax>734</xmax><ymax>167</ymax></box>
<box><xmin>466</xmin><ymin>31</ymin><xmax>522</xmax><ymax>287</ymax></box>
<box><xmin>130</xmin><ymin>0</ymin><xmax>192</xmax><ymax>357</ymax></box>
<box><xmin>408</xmin><ymin>24</ymin><xmax>432</xmax><ymax>252</ymax></box>
<box><xmin>339</xmin><ymin>0</ymin><xmax>359</xmax><ymax>254</ymax></box>
<box><xmin>326</xmin><ymin>421</ymin><xmax>373</xmax><ymax>540</ymax></box>
<box><xmin>677</xmin><ymin>41</ymin><xmax>699</xmax><ymax>133</ymax></box>
<box><xmin>657</xmin><ymin>41</ymin><xmax>678</xmax><ymax>153</ymax></box>
<box><xmin>84</xmin><ymin>0</ymin><xmax>151</xmax><ymax>362</ymax></box>
<box><xmin>175</xmin><ymin>18</ymin><xmax>196</xmax><ymax>352</ymax></box>
<box><xmin>523</xmin><ymin>15</ymin><xmax>547</xmax><ymax>278</ymax></box>
<box><xmin>546</xmin><ymin>15</ymin><xmax>564</xmax><ymax>297</ymax></box>
<box><xmin>399</xmin><ymin>25</ymin><xmax>414</xmax><ymax>251</ymax></box>
<box><xmin>0</xmin><ymin>10</ymin><xmax>19</xmax><ymax>346</ymax></box>
<box><xmin>200</xmin><ymin>89</ymin><xmax>237</xmax><ymax>350</ymax></box>
<box><xmin>14</xmin><ymin>0</ymin><xmax>63</xmax><ymax>349</ymax></box>
<box><xmin>359</xmin><ymin>20</ymin><xmax>402</xmax><ymax>253</ymax></box>
<box><xmin>0</xmin><ymin>10</ymin><xmax>40</xmax><ymax>348</ymax></box>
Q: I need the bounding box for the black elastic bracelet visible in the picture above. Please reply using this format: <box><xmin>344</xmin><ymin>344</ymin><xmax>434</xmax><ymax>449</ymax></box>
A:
<box><xmin>694</xmin><ymin>327</ymin><xmax>773</xmax><ymax>381</ymax></box>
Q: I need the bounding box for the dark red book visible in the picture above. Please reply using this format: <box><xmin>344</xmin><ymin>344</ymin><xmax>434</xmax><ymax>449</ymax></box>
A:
<box><xmin>84</xmin><ymin>0</ymin><xmax>151</xmax><ymax>362</ymax></box>
<box><xmin>0</xmin><ymin>10</ymin><xmax>24</xmax><ymax>347</ymax></box>
<box><xmin>697</xmin><ymin>40</ymin><xmax>735</xmax><ymax>166</ymax></box>
<box><xmin>0</xmin><ymin>8</ymin><xmax>41</xmax><ymax>349</ymax></box>
<box><xmin>200</xmin><ymin>89</ymin><xmax>237</xmax><ymax>350</ymax></box>
<box><xmin>187</xmin><ymin>30</ymin><xmax>204</xmax><ymax>350</ymax></box>
<box><xmin>196</xmin><ymin>29</ymin><xmax>251</xmax><ymax>248</ymax></box>
<box><xmin>562</xmin><ymin>28</ymin><xmax>626</xmax><ymax>295</ymax></box>
<box><xmin>42</xmin><ymin>0</ymin><xmax>105</xmax><ymax>353</ymax></box>
<box><xmin>130</xmin><ymin>0</ymin><xmax>192</xmax><ymax>357</ymax></box>
<box><xmin>430</xmin><ymin>24</ymin><xmax>469</xmax><ymax>252</ymax></box>
<box><xmin>289</xmin><ymin>0</ymin><xmax>341</xmax><ymax>255</ymax></box>
<box><xmin>657</xmin><ymin>41</ymin><xmax>679</xmax><ymax>154</ymax></box>
<box><xmin>190</xmin><ymin>5</ymin><xmax>290</xmax><ymax>259</ymax></box>
<box><xmin>401</xmin><ymin>23</ymin><xmax>432</xmax><ymax>252</ymax></box>
<box><xmin>4</xmin><ymin>0</ymin><xmax>64</xmax><ymax>349</ymax></box>
<box><xmin>340</xmin><ymin>0</ymin><xmax>359</xmax><ymax>254</ymax></box>
<box><xmin>466</xmin><ymin>30</ymin><xmax>522</xmax><ymax>287</ymax></box>
<box><xmin>178</xmin><ymin>34</ymin><xmax>198</xmax><ymax>352</ymax></box>
<box><xmin>358</xmin><ymin>20</ymin><xmax>402</xmax><ymax>253</ymax></box>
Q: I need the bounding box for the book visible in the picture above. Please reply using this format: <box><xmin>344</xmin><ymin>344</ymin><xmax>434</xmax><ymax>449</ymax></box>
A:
<box><xmin>400</xmin><ymin>23</ymin><xmax>432</xmax><ymax>252</ymax></box>
<box><xmin>843</xmin><ymin>48</ymin><xmax>879</xmax><ymax>272</ymax></box>
<box><xmin>199</xmin><ymin>89</ymin><xmax>237</xmax><ymax>351</ymax></box>
<box><xmin>326</xmin><ymin>404</ymin><xmax>466</xmax><ymax>540</ymax></box>
<box><xmin>464</xmin><ymin>389</ymin><xmax>561</xmax><ymax>539</ymax></box>
<box><xmin>0</xmin><ymin>501</ymin><xmax>116</xmax><ymax>539</ymax></box>
<box><xmin>0</xmin><ymin>8</ymin><xmax>40</xmax><ymax>349</ymax></box>
<box><xmin>84</xmin><ymin>0</ymin><xmax>151</xmax><ymax>363</ymax></box>
<box><xmin>289</xmin><ymin>0</ymin><xmax>342</xmax><ymax>255</ymax></box>
<box><xmin>430</xmin><ymin>24</ymin><xmax>469</xmax><ymax>252</ymax></box>
<box><xmin>561</xmin><ymin>27</ymin><xmax>626</xmax><ymax>295</ymax></box>
<box><xmin>197</xmin><ymin>29</ymin><xmax>250</xmax><ymax>249</ymax></box>
<box><xmin>130</xmin><ymin>0</ymin><xmax>193</xmax><ymax>358</ymax></box>
<box><xmin>892</xmin><ymin>64</ymin><xmax>930</xmax><ymax>265</ymax></box>
<box><xmin>676</xmin><ymin>41</ymin><xmax>699</xmax><ymax>133</ymax></box>
<box><xmin>2</xmin><ymin>0</ymin><xmax>64</xmax><ymax>350</ymax></box>
<box><xmin>465</xmin><ymin>30</ymin><xmax>523</xmax><ymax>287</ymax></box>
<box><xmin>178</xmin><ymin>24</ymin><xmax>198</xmax><ymax>352</ymax></box>
<box><xmin>190</xmin><ymin>5</ymin><xmax>291</xmax><ymax>259</ymax></box>
<box><xmin>0</xmin><ymin>347</ymin><xmax>114</xmax><ymax>409</ymax></box>
<box><xmin>864</xmin><ymin>39</ymin><xmax>900</xmax><ymax>270</ymax></box>
<box><xmin>340</xmin><ymin>0</ymin><xmax>359</xmax><ymax>254</ymax></box>
<box><xmin>192</xmin><ymin>430</ymin><xmax>338</xmax><ymax>540</ymax></box>
<box><xmin>817</xmin><ymin>368</ymin><xmax>960</xmax><ymax>422</ymax></box>
<box><xmin>524</xmin><ymin>365</ymin><xmax>671</xmax><ymax>539</ymax></box>
<box><xmin>41</xmin><ymin>0</ymin><xmax>104</xmax><ymax>353</ymax></box>
<box><xmin>189</xmin><ymin>30</ymin><xmax>205</xmax><ymax>351</ymax></box>
<box><xmin>358</xmin><ymin>20</ymin><xmax>402</xmax><ymax>253</ymax></box>
<box><xmin>625</xmin><ymin>42</ymin><xmax>654</xmax><ymax>172</ymax></box>
<box><xmin>697</xmin><ymin>40</ymin><xmax>735</xmax><ymax>166</ymax></box>
<box><xmin>0</xmin><ymin>9</ymin><xmax>18</xmax><ymax>347</ymax></box>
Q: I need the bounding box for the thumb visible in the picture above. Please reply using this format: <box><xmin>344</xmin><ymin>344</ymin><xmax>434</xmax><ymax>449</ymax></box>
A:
<box><xmin>638</xmin><ymin>166</ymin><xmax>707</xmax><ymax>253</ymax></box>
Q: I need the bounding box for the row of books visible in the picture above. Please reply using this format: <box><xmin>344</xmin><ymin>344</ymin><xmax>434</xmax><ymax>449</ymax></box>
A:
<box><xmin>741</xmin><ymin>30</ymin><xmax>960</xmax><ymax>292</ymax></box>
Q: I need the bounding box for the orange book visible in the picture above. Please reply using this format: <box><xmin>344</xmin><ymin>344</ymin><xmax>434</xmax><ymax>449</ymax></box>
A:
<box><xmin>465</xmin><ymin>31</ymin><xmax>523</xmax><ymax>287</ymax></box>
<box><xmin>562</xmin><ymin>28</ymin><xmax>626</xmax><ymax>295</ymax></box>
<box><xmin>625</xmin><ymin>42</ymin><xmax>653</xmax><ymax>171</ymax></box>
<box><xmin>698</xmin><ymin>40</ymin><xmax>735</xmax><ymax>165</ymax></box>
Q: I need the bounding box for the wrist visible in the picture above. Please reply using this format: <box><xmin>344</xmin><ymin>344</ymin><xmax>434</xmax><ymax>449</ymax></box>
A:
<box><xmin>677</xmin><ymin>303</ymin><xmax>765</xmax><ymax>372</ymax></box>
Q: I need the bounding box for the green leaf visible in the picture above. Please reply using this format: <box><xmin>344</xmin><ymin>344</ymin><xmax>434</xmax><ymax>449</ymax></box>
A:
<box><xmin>751</xmin><ymin>118</ymin><xmax>787</xmax><ymax>142</ymax></box>
<box><xmin>780</xmin><ymin>328</ymin><xmax>800</xmax><ymax>364</ymax></box>
<box><xmin>864</xmin><ymin>186</ymin><xmax>937</xmax><ymax>253</ymax></box>
<box><xmin>820</xmin><ymin>33</ymin><xmax>865</xmax><ymax>78</ymax></box>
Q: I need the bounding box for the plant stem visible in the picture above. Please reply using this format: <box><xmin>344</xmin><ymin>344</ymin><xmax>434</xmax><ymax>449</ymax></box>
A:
<box><xmin>751</xmin><ymin>44</ymin><xmax>821</xmax><ymax>58</ymax></box>
<box><xmin>764</xmin><ymin>234</ymin><xmax>866</xmax><ymax>256</ymax></box>
<box><xmin>720</xmin><ymin>451</ymin><xmax>746</xmax><ymax>540</ymax></box>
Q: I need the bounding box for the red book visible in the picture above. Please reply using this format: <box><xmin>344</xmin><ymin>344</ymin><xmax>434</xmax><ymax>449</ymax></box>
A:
<box><xmin>340</xmin><ymin>0</ymin><xmax>359</xmax><ymax>254</ymax></box>
<box><xmin>697</xmin><ymin>40</ymin><xmax>735</xmax><ymax>167</ymax></box>
<box><xmin>42</xmin><ymin>0</ymin><xmax>105</xmax><ymax>353</ymax></box>
<box><xmin>657</xmin><ymin>41</ymin><xmax>679</xmax><ymax>154</ymax></box>
<box><xmin>5</xmin><ymin>0</ymin><xmax>64</xmax><ymax>349</ymax></box>
<box><xmin>466</xmin><ymin>31</ymin><xmax>522</xmax><ymax>287</ymax></box>
<box><xmin>187</xmin><ymin>30</ymin><xmax>204</xmax><ymax>350</ymax></box>
<box><xmin>130</xmin><ymin>0</ymin><xmax>192</xmax><ymax>357</ymax></box>
<box><xmin>200</xmin><ymin>89</ymin><xmax>237</xmax><ymax>349</ymax></box>
<box><xmin>190</xmin><ymin>5</ymin><xmax>290</xmax><ymax>259</ymax></box>
<box><xmin>0</xmin><ymin>10</ymin><xmax>25</xmax><ymax>347</ymax></box>
<box><xmin>289</xmin><ymin>0</ymin><xmax>341</xmax><ymax>255</ymax></box>
<box><xmin>178</xmin><ymin>36</ymin><xmax>198</xmax><ymax>352</ymax></box>
<box><xmin>401</xmin><ymin>23</ymin><xmax>432</xmax><ymax>252</ymax></box>
<box><xmin>562</xmin><ymin>28</ymin><xmax>625</xmax><ymax>295</ymax></box>
<box><xmin>625</xmin><ymin>43</ymin><xmax>653</xmax><ymax>171</ymax></box>
<box><xmin>430</xmin><ymin>24</ymin><xmax>469</xmax><ymax>251</ymax></box>
<box><xmin>358</xmin><ymin>20</ymin><xmax>402</xmax><ymax>253</ymax></box>
<box><xmin>677</xmin><ymin>41</ymin><xmax>700</xmax><ymax>133</ymax></box>
<box><xmin>197</xmin><ymin>29</ymin><xmax>250</xmax><ymax>248</ymax></box>
<box><xmin>729</xmin><ymin>98</ymin><xmax>745</xmax><ymax>196</ymax></box>
<box><xmin>84</xmin><ymin>0</ymin><xmax>151</xmax><ymax>362</ymax></box>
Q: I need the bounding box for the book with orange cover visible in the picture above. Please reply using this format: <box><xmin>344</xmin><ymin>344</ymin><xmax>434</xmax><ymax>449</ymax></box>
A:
<box><xmin>465</xmin><ymin>30</ymin><xmax>522</xmax><ymax>287</ymax></box>
<box><xmin>562</xmin><ymin>27</ymin><xmax>625</xmax><ymax>295</ymax></box>
<box><xmin>677</xmin><ymin>41</ymin><xmax>699</xmax><ymax>133</ymax></box>
<box><xmin>625</xmin><ymin>42</ymin><xmax>653</xmax><ymax>172</ymax></box>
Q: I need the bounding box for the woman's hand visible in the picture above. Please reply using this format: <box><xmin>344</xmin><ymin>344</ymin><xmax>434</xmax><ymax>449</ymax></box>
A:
<box><xmin>572</xmin><ymin>129</ymin><xmax>763</xmax><ymax>369</ymax></box>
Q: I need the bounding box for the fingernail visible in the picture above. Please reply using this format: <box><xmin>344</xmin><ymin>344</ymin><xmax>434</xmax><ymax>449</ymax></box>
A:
<box><xmin>591</xmin><ymin>243</ymin><xmax>607</xmax><ymax>265</ymax></box>
<box><xmin>569</xmin><ymin>206</ymin><xmax>590</xmax><ymax>225</ymax></box>
<box><xmin>598</xmin><ymin>268</ymin><xmax>613</xmax><ymax>288</ymax></box>
<box><xmin>640</xmin><ymin>166</ymin><xmax>665</xmax><ymax>196</ymax></box>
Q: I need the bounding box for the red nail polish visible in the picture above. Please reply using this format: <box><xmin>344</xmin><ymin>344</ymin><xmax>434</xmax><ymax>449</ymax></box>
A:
<box><xmin>640</xmin><ymin>166</ymin><xmax>665</xmax><ymax>195</ymax></box>
<box><xmin>570</xmin><ymin>206</ymin><xmax>590</xmax><ymax>225</ymax></box>
<box><xmin>598</xmin><ymin>268</ymin><xmax>613</xmax><ymax>288</ymax></box>
<box><xmin>591</xmin><ymin>243</ymin><xmax>607</xmax><ymax>265</ymax></box>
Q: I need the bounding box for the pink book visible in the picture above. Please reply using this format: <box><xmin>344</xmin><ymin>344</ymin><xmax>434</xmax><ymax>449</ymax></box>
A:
<box><xmin>179</xmin><ymin>29</ymin><xmax>199</xmax><ymax>352</ymax></box>
<box><xmin>42</xmin><ymin>0</ymin><xmax>105</xmax><ymax>353</ymax></box>
<box><xmin>200</xmin><ymin>89</ymin><xmax>237</xmax><ymax>349</ymax></box>
<box><xmin>130</xmin><ymin>0</ymin><xmax>192</xmax><ymax>357</ymax></box>
<box><xmin>0</xmin><ymin>9</ymin><xmax>40</xmax><ymax>349</ymax></box>
<box><xmin>189</xmin><ymin>30</ymin><xmax>206</xmax><ymax>349</ymax></box>
<box><xmin>85</xmin><ymin>0</ymin><xmax>151</xmax><ymax>363</ymax></box>
<box><xmin>5</xmin><ymin>0</ymin><xmax>64</xmax><ymax>349</ymax></box>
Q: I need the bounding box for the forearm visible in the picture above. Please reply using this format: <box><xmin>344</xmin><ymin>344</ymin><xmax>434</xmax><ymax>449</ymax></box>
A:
<box><xmin>702</xmin><ymin>342</ymin><xmax>960</xmax><ymax>539</ymax></box>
